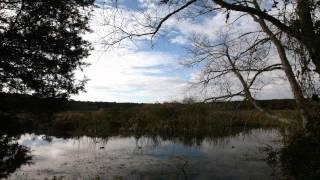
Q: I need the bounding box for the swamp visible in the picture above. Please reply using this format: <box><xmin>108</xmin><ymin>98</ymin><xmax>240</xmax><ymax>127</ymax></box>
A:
<box><xmin>1</xmin><ymin>0</ymin><xmax>320</xmax><ymax>179</ymax></box>
<box><xmin>1</xmin><ymin>94</ymin><xmax>320</xmax><ymax>179</ymax></box>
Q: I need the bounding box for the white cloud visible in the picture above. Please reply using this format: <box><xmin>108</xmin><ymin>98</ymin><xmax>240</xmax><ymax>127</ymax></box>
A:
<box><xmin>72</xmin><ymin>1</ymin><xmax>295</xmax><ymax>103</ymax></box>
<box><xmin>70</xmin><ymin>6</ymin><xmax>192</xmax><ymax>103</ymax></box>
<box><xmin>72</xmin><ymin>45</ymin><xmax>189</xmax><ymax>103</ymax></box>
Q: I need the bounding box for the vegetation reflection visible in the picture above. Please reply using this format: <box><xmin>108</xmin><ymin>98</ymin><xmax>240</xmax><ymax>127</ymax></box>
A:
<box><xmin>0</xmin><ymin>135</ymin><xmax>32</xmax><ymax>179</ymax></box>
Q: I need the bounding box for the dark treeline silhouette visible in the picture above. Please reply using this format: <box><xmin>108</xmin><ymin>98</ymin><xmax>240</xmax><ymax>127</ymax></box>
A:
<box><xmin>0</xmin><ymin>92</ymin><xmax>296</xmax><ymax>113</ymax></box>
<box><xmin>0</xmin><ymin>92</ymin><xmax>141</xmax><ymax>113</ymax></box>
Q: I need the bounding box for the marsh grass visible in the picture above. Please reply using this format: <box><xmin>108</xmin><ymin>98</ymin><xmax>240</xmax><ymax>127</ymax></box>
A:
<box><xmin>44</xmin><ymin>103</ymin><xmax>297</xmax><ymax>137</ymax></box>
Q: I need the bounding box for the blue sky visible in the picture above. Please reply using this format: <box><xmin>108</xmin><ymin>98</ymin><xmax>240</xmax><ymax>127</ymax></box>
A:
<box><xmin>72</xmin><ymin>0</ymin><xmax>293</xmax><ymax>103</ymax></box>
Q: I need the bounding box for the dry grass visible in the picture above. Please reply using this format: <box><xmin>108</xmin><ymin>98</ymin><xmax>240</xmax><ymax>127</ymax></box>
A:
<box><xmin>48</xmin><ymin>104</ymin><xmax>297</xmax><ymax>136</ymax></box>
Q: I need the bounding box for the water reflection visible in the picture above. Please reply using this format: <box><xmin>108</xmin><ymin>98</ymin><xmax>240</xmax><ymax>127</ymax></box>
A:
<box><xmin>0</xmin><ymin>135</ymin><xmax>32</xmax><ymax>179</ymax></box>
<box><xmin>5</xmin><ymin>129</ymin><xmax>281</xmax><ymax>180</ymax></box>
<box><xmin>264</xmin><ymin>132</ymin><xmax>320</xmax><ymax>180</ymax></box>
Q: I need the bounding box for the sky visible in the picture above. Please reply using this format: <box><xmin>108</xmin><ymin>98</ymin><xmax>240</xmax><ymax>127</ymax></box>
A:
<box><xmin>72</xmin><ymin>0</ymin><xmax>293</xmax><ymax>103</ymax></box>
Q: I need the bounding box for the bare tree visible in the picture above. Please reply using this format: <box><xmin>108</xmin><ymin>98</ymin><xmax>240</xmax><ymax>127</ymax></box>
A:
<box><xmin>98</xmin><ymin>0</ymin><xmax>319</xmax><ymax>129</ymax></box>
<box><xmin>101</xmin><ymin>0</ymin><xmax>320</xmax><ymax>74</ymax></box>
<box><xmin>249</xmin><ymin>0</ymin><xmax>309</xmax><ymax>128</ymax></box>
<box><xmin>186</xmin><ymin>30</ymin><xmax>292</xmax><ymax>124</ymax></box>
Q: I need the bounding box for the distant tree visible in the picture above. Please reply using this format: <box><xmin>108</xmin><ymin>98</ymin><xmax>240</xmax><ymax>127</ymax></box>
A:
<box><xmin>182</xmin><ymin>96</ymin><xmax>196</xmax><ymax>104</ymax></box>
<box><xmin>0</xmin><ymin>0</ymin><xmax>94</xmax><ymax>98</ymax></box>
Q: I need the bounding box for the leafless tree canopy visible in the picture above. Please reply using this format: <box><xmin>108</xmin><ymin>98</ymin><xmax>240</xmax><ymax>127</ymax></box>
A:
<box><xmin>99</xmin><ymin>0</ymin><xmax>320</xmax><ymax>129</ymax></box>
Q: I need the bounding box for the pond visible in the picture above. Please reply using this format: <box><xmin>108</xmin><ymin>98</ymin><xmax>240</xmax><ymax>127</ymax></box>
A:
<box><xmin>2</xmin><ymin>128</ymin><xmax>283</xmax><ymax>180</ymax></box>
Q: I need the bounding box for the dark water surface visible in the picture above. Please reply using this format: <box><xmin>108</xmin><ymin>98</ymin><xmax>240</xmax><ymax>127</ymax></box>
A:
<box><xmin>2</xmin><ymin>129</ymin><xmax>283</xmax><ymax>180</ymax></box>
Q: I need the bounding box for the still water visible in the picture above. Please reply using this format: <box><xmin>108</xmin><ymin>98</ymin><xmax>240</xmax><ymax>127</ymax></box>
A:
<box><xmin>3</xmin><ymin>129</ymin><xmax>281</xmax><ymax>180</ymax></box>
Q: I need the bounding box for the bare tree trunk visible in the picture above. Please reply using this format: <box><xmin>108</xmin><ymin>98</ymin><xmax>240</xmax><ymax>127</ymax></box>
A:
<box><xmin>296</xmin><ymin>0</ymin><xmax>320</xmax><ymax>75</ymax></box>
<box><xmin>251</xmin><ymin>2</ymin><xmax>309</xmax><ymax>129</ymax></box>
<box><xmin>224</xmin><ymin>47</ymin><xmax>290</xmax><ymax>125</ymax></box>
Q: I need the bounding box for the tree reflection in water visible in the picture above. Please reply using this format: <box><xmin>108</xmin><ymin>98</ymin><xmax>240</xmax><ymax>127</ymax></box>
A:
<box><xmin>0</xmin><ymin>135</ymin><xmax>32</xmax><ymax>179</ymax></box>
<box><xmin>281</xmin><ymin>133</ymin><xmax>320</xmax><ymax>180</ymax></box>
<box><xmin>264</xmin><ymin>132</ymin><xmax>320</xmax><ymax>180</ymax></box>
<box><xmin>0</xmin><ymin>126</ymin><xmax>320</xmax><ymax>179</ymax></box>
